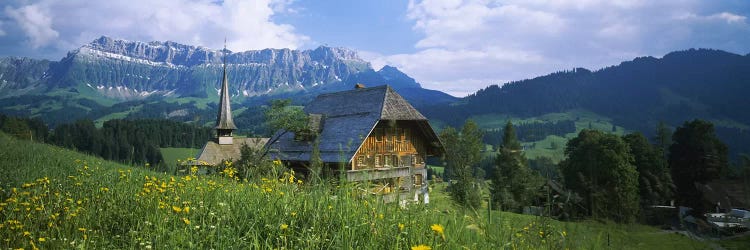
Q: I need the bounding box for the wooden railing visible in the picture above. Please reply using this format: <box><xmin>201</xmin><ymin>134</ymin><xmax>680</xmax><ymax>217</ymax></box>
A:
<box><xmin>346</xmin><ymin>166</ymin><xmax>411</xmax><ymax>181</ymax></box>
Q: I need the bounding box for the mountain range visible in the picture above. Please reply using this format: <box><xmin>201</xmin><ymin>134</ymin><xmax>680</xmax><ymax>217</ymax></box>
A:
<box><xmin>2</xmin><ymin>37</ymin><xmax>750</xmax><ymax>159</ymax></box>
<box><xmin>0</xmin><ymin>36</ymin><xmax>455</xmax><ymax>127</ymax></box>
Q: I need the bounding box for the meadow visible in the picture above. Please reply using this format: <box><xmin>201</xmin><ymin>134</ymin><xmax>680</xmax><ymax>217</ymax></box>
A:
<box><xmin>0</xmin><ymin>133</ymin><xmax>714</xmax><ymax>249</ymax></box>
<box><xmin>469</xmin><ymin>109</ymin><xmax>627</xmax><ymax>162</ymax></box>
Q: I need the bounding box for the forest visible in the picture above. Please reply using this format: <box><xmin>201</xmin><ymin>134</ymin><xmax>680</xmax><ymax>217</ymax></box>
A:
<box><xmin>0</xmin><ymin>114</ymin><xmax>212</xmax><ymax>169</ymax></box>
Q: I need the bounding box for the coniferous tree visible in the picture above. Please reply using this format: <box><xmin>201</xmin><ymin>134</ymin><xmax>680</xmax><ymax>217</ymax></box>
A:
<box><xmin>491</xmin><ymin>121</ymin><xmax>541</xmax><ymax>211</ymax></box>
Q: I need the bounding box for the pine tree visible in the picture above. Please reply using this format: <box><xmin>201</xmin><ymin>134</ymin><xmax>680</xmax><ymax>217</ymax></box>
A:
<box><xmin>490</xmin><ymin>121</ymin><xmax>540</xmax><ymax>211</ymax></box>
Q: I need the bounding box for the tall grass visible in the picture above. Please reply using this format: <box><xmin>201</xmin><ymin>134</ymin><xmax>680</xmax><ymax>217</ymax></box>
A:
<box><xmin>0</xmin><ymin>133</ymin><xmax>709</xmax><ymax>249</ymax></box>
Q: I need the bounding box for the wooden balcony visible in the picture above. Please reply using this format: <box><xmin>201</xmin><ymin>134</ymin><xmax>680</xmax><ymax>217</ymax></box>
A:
<box><xmin>346</xmin><ymin>166</ymin><xmax>411</xmax><ymax>182</ymax></box>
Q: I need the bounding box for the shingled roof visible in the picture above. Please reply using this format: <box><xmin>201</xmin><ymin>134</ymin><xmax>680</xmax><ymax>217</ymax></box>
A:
<box><xmin>267</xmin><ymin>85</ymin><xmax>441</xmax><ymax>163</ymax></box>
<box><xmin>190</xmin><ymin>138</ymin><xmax>269</xmax><ymax>166</ymax></box>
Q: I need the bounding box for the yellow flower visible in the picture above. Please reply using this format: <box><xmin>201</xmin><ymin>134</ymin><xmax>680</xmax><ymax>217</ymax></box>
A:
<box><xmin>182</xmin><ymin>218</ymin><xmax>191</xmax><ymax>225</ymax></box>
<box><xmin>411</xmin><ymin>244</ymin><xmax>431</xmax><ymax>250</ymax></box>
<box><xmin>398</xmin><ymin>223</ymin><xmax>405</xmax><ymax>231</ymax></box>
<box><xmin>280</xmin><ymin>223</ymin><xmax>289</xmax><ymax>230</ymax></box>
<box><xmin>430</xmin><ymin>224</ymin><xmax>444</xmax><ymax>235</ymax></box>
<box><xmin>172</xmin><ymin>206</ymin><xmax>183</xmax><ymax>213</ymax></box>
<box><xmin>38</xmin><ymin>237</ymin><xmax>45</xmax><ymax>242</ymax></box>
<box><xmin>78</xmin><ymin>228</ymin><xmax>86</xmax><ymax>232</ymax></box>
<box><xmin>23</xmin><ymin>231</ymin><xmax>31</xmax><ymax>237</ymax></box>
<box><xmin>431</xmin><ymin>224</ymin><xmax>445</xmax><ymax>240</ymax></box>
<box><xmin>290</xmin><ymin>212</ymin><xmax>297</xmax><ymax>217</ymax></box>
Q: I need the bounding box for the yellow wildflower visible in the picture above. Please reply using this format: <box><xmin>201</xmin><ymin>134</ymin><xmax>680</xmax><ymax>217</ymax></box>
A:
<box><xmin>172</xmin><ymin>206</ymin><xmax>183</xmax><ymax>213</ymax></box>
<box><xmin>38</xmin><ymin>237</ymin><xmax>45</xmax><ymax>242</ymax></box>
<box><xmin>431</xmin><ymin>224</ymin><xmax>445</xmax><ymax>240</ymax></box>
<box><xmin>280</xmin><ymin>223</ymin><xmax>289</xmax><ymax>230</ymax></box>
<box><xmin>430</xmin><ymin>224</ymin><xmax>444</xmax><ymax>235</ymax></box>
<box><xmin>398</xmin><ymin>223</ymin><xmax>405</xmax><ymax>231</ymax></box>
<box><xmin>182</xmin><ymin>218</ymin><xmax>190</xmax><ymax>225</ymax></box>
<box><xmin>23</xmin><ymin>231</ymin><xmax>31</xmax><ymax>237</ymax></box>
<box><xmin>411</xmin><ymin>244</ymin><xmax>431</xmax><ymax>250</ymax></box>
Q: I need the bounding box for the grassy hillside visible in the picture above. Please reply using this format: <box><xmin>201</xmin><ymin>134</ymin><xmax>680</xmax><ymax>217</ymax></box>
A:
<box><xmin>0</xmin><ymin>133</ymin><xmax>712</xmax><ymax>249</ymax></box>
<box><xmin>467</xmin><ymin>109</ymin><xmax>626</xmax><ymax>162</ymax></box>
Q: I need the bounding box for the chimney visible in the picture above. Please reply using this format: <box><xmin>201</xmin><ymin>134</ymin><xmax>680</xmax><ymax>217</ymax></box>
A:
<box><xmin>355</xmin><ymin>83</ymin><xmax>366</xmax><ymax>89</ymax></box>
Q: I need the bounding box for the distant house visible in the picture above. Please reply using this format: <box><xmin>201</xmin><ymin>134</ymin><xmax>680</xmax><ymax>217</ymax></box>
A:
<box><xmin>188</xmin><ymin>49</ymin><xmax>268</xmax><ymax>168</ymax></box>
<box><xmin>266</xmin><ymin>85</ymin><xmax>444</xmax><ymax>203</ymax></box>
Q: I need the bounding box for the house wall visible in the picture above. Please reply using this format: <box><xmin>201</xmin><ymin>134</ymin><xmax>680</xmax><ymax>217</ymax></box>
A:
<box><xmin>351</xmin><ymin>121</ymin><xmax>427</xmax><ymax>171</ymax></box>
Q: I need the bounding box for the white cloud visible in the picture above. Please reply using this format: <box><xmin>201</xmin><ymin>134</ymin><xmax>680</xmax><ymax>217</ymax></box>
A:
<box><xmin>4</xmin><ymin>3</ymin><xmax>58</xmax><ymax>48</ymax></box>
<box><xmin>2</xmin><ymin>0</ymin><xmax>308</xmax><ymax>57</ymax></box>
<box><xmin>378</xmin><ymin>0</ymin><xmax>750</xmax><ymax>96</ymax></box>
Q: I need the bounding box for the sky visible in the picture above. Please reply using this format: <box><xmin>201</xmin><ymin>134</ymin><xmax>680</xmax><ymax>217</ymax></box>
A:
<box><xmin>1</xmin><ymin>0</ymin><xmax>749</xmax><ymax>97</ymax></box>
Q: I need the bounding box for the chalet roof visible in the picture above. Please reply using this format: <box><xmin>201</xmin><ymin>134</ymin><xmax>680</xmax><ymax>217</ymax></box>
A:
<box><xmin>267</xmin><ymin>85</ymin><xmax>441</xmax><ymax>163</ymax></box>
<box><xmin>190</xmin><ymin>138</ymin><xmax>269</xmax><ymax>166</ymax></box>
<box><xmin>215</xmin><ymin>55</ymin><xmax>237</xmax><ymax>130</ymax></box>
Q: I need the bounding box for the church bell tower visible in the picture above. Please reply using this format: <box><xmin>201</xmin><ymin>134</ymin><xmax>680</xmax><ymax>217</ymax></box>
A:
<box><xmin>215</xmin><ymin>40</ymin><xmax>237</xmax><ymax>145</ymax></box>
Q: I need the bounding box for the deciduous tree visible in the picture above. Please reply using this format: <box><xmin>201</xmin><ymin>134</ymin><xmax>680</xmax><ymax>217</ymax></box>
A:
<box><xmin>669</xmin><ymin>119</ymin><xmax>728</xmax><ymax>215</ymax></box>
<box><xmin>559</xmin><ymin>129</ymin><xmax>640</xmax><ymax>223</ymax></box>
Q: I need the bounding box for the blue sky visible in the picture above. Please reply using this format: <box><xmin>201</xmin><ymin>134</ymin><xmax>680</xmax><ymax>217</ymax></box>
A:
<box><xmin>1</xmin><ymin>0</ymin><xmax>749</xmax><ymax>96</ymax></box>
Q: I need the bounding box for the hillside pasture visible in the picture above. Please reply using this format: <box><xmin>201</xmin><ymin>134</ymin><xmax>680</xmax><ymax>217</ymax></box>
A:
<box><xmin>0</xmin><ymin>133</ymin><xmax>712</xmax><ymax>249</ymax></box>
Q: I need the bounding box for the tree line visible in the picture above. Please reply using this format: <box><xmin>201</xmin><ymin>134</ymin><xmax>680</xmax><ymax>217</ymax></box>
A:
<box><xmin>0</xmin><ymin>114</ymin><xmax>212</xmax><ymax>169</ymax></box>
<box><xmin>440</xmin><ymin>118</ymin><xmax>737</xmax><ymax>224</ymax></box>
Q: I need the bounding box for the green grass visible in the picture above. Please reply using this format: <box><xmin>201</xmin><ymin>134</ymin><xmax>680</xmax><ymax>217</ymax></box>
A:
<box><xmin>161</xmin><ymin>147</ymin><xmax>200</xmax><ymax>171</ymax></box>
<box><xmin>93</xmin><ymin>105</ymin><xmax>143</xmax><ymax>127</ymax></box>
<box><xmin>0</xmin><ymin>133</ymin><xmax>712</xmax><ymax>249</ymax></box>
<box><xmin>718</xmin><ymin>234</ymin><xmax>750</xmax><ymax>250</ymax></box>
<box><xmin>468</xmin><ymin>109</ymin><xmax>629</xmax><ymax>162</ymax></box>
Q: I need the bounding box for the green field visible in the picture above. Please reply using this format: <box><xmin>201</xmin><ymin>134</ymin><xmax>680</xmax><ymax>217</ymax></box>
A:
<box><xmin>0</xmin><ymin>133</ymin><xmax>717</xmax><ymax>249</ymax></box>
<box><xmin>466</xmin><ymin>109</ymin><xmax>628</xmax><ymax>162</ymax></box>
<box><xmin>160</xmin><ymin>147</ymin><xmax>200</xmax><ymax>172</ymax></box>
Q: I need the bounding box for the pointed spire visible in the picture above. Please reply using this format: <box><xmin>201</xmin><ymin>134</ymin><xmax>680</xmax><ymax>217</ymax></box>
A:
<box><xmin>216</xmin><ymin>38</ymin><xmax>237</xmax><ymax>134</ymax></box>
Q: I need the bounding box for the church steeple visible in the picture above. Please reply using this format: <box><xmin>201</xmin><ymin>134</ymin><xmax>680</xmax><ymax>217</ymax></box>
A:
<box><xmin>215</xmin><ymin>39</ymin><xmax>237</xmax><ymax>145</ymax></box>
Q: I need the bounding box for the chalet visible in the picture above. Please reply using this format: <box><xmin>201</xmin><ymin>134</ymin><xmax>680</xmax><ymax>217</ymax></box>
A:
<box><xmin>266</xmin><ymin>85</ymin><xmax>444</xmax><ymax>203</ymax></box>
<box><xmin>189</xmin><ymin>47</ymin><xmax>268</xmax><ymax>168</ymax></box>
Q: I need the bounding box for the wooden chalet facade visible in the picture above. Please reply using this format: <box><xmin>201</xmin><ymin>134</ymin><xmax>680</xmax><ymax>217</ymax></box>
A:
<box><xmin>267</xmin><ymin>85</ymin><xmax>443</xmax><ymax>202</ymax></box>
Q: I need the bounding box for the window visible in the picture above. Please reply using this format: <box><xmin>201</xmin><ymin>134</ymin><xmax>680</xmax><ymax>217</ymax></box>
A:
<box><xmin>400</xmin><ymin>155</ymin><xmax>413</xmax><ymax>167</ymax></box>
<box><xmin>414</xmin><ymin>174</ymin><xmax>423</xmax><ymax>187</ymax></box>
<box><xmin>357</xmin><ymin>155</ymin><xmax>365</xmax><ymax>167</ymax></box>
<box><xmin>374</xmin><ymin>155</ymin><xmax>380</xmax><ymax>167</ymax></box>
<box><xmin>384</xmin><ymin>155</ymin><xmax>390</xmax><ymax>167</ymax></box>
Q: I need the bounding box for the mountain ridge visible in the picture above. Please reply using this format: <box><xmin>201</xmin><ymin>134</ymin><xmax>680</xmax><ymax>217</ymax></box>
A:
<box><xmin>0</xmin><ymin>36</ymin><xmax>456</xmax><ymax>127</ymax></box>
